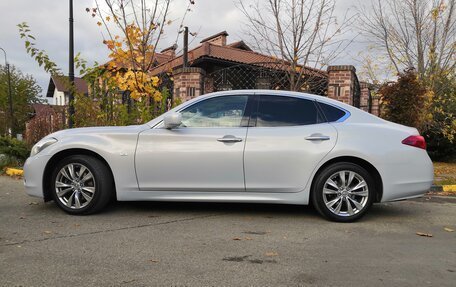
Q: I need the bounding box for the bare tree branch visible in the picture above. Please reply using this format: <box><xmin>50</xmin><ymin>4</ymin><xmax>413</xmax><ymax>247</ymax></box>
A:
<box><xmin>358</xmin><ymin>0</ymin><xmax>456</xmax><ymax>81</ymax></box>
<box><xmin>236</xmin><ymin>0</ymin><xmax>354</xmax><ymax>91</ymax></box>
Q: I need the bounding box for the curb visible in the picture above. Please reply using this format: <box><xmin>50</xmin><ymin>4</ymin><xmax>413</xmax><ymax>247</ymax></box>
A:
<box><xmin>442</xmin><ymin>185</ymin><xmax>456</xmax><ymax>192</ymax></box>
<box><xmin>5</xmin><ymin>168</ymin><xmax>24</xmax><ymax>177</ymax></box>
<box><xmin>430</xmin><ymin>185</ymin><xmax>456</xmax><ymax>193</ymax></box>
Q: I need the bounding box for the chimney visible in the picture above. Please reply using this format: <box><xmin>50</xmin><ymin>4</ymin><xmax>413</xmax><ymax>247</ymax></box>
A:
<box><xmin>160</xmin><ymin>44</ymin><xmax>177</xmax><ymax>58</ymax></box>
<box><xmin>183</xmin><ymin>26</ymin><xmax>189</xmax><ymax>67</ymax></box>
<box><xmin>200</xmin><ymin>31</ymin><xmax>228</xmax><ymax>46</ymax></box>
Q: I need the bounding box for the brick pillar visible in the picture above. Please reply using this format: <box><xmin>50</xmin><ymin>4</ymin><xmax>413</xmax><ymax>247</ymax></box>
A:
<box><xmin>371</xmin><ymin>97</ymin><xmax>380</xmax><ymax>116</ymax></box>
<box><xmin>359</xmin><ymin>82</ymin><xmax>371</xmax><ymax>112</ymax></box>
<box><xmin>327</xmin><ymin>65</ymin><xmax>357</xmax><ymax>105</ymax></box>
<box><xmin>173</xmin><ymin>67</ymin><xmax>205</xmax><ymax>103</ymax></box>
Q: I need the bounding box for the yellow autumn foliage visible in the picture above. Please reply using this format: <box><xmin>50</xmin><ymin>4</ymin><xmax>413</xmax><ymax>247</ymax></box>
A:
<box><xmin>103</xmin><ymin>24</ymin><xmax>161</xmax><ymax>101</ymax></box>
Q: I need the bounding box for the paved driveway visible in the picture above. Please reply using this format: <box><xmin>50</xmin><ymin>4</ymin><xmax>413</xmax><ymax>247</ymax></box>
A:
<box><xmin>0</xmin><ymin>176</ymin><xmax>455</xmax><ymax>286</ymax></box>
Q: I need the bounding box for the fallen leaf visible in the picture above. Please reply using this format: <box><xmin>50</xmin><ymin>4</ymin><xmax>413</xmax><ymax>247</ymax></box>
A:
<box><xmin>232</xmin><ymin>237</ymin><xmax>242</xmax><ymax>241</ymax></box>
<box><xmin>43</xmin><ymin>230</ymin><xmax>52</xmax><ymax>234</ymax></box>
<box><xmin>148</xmin><ymin>259</ymin><xmax>159</xmax><ymax>263</ymax></box>
<box><xmin>265</xmin><ymin>251</ymin><xmax>279</xmax><ymax>257</ymax></box>
<box><xmin>74</xmin><ymin>224</ymin><xmax>80</xmax><ymax>227</ymax></box>
<box><xmin>416</xmin><ymin>232</ymin><xmax>433</xmax><ymax>237</ymax></box>
<box><xmin>245</xmin><ymin>237</ymin><xmax>253</xmax><ymax>240</ymax></box>
<box><xmin>444</xmin><ymin>227</ymin><xmax>454</xmax><ymax>232</ymax></box>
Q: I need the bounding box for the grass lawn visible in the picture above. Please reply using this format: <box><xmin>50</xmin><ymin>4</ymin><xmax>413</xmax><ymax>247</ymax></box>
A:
<box><xmin>434</xmin><ymin>162</ymin><xmax>456</xmax><ymax>186</ymax></box>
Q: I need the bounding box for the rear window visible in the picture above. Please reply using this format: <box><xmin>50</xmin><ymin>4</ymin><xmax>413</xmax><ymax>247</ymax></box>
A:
<box><xmin>318</xmin><ymin>102</ymin><xmax>347</xmax><ymax>122</ymax></box>
<box><xmin>256</xmin><ymin>95</ymin><xmax>319</xmax><ymax>127</ymax></box>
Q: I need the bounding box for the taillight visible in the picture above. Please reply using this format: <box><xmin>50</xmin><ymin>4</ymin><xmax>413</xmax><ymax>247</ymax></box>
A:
<box><xmin>402</xmin><ymin>135</ymin><xmax>426</xmax><ymax>149</ymax></box>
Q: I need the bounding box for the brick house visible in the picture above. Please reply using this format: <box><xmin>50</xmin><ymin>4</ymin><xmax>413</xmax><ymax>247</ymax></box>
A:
<box><xmin>151</xmin><ymin>31</ymin><xmax>379</xmax><ymax>115</ymax></box>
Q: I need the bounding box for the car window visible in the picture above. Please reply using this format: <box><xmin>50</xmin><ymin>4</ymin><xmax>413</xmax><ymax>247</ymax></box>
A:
<box><xmin>180</xmin><ymin>95</ymin><xmax>248</xmax><ymax>128</ymax></box>
<box><xmin>318</xmin><ymin>102</ymin><xmax>347</xmax><ymax>122</ymax></box>
<box><xmin>256</xmin><ymin>95</ymin><xmax>320</xmax><ymax>127</ymax></box>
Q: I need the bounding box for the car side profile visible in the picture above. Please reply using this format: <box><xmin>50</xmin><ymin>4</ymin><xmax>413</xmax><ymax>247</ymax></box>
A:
<box><xmin>24</xmin><ymin>90</ymin><xmax>434</xmax><ymax>222</ymax></box>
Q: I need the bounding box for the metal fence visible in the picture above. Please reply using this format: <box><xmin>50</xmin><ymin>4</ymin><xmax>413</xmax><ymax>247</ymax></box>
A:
<box><xmin>204</xmin><ymin>62</ymin><xmax>328</xmax><ymax>96</ymax></box>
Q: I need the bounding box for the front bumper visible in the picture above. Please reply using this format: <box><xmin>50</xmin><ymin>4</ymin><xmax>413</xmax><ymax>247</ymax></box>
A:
<box><xmin>23</xmin><ymin>154</ymin><xmax>51</xmax><ymax>199</ymax></box>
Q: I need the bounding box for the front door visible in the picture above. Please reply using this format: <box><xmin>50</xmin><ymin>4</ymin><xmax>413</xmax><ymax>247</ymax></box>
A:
<box><xmin>135</xmin><ymin>95</ymin><xmax>251</xmax><ymax>192</ymax></box>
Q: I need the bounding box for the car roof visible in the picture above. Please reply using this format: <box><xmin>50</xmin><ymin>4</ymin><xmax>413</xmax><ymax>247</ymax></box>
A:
<box><xmin>199</xmin><ymin>89</ymin><xmax>356</xmax><ymax>111</ymax></box>
<box><xmin>147</xmin><ymin>89</ymin><xmax>385</xmax><ymax>127</ymax></box>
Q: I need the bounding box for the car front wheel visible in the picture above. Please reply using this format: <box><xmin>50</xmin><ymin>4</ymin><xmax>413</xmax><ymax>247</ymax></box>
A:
<box><xmin>51</xmin><ymin>155</ymin><xmax>113</xmax><ymax>215</ymax></box>
<box><xmin>312</xmin><ymin>162</ymin><xmax>375</xmax><ymax>222</ymax></box>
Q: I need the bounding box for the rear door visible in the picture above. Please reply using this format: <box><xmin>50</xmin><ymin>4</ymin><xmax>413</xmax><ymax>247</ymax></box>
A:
<box><xmin>244</xmin><ymin>94</ymin><xmax>338</xmax><ymax>193</ymax></box>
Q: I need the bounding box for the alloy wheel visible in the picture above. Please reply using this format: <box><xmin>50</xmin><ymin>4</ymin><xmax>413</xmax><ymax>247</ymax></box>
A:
<box><xmin>55</xmin><ymin>163</ymin><xmax>96</xmax><ymax>209</ymax></box>
<box><xmin>322</xmin><ymin>170</ymin><xmax>369</xmax><ymax>217</ymax></box>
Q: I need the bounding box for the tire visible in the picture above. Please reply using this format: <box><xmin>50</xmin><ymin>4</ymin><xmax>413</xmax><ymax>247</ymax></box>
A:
<box><xmin>50</xmin><ymin>155</ymin><xmax>114</xmax><ymax>215</ymax></box>
<box><xmin>311</xmin><ymin>162</ymin><xmax>375</xmax><ymax>222</ymax></box>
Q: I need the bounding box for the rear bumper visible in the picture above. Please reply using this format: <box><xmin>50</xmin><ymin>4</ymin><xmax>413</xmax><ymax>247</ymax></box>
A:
<box><xmin>381</xmin><ymin>180</ymin><xmax>433</xmax><ymax>202</ymax></box>
<box><xmin>23</xmin><ymin>154</ymin><xmax>50</xmax><ymax>199</ymax></box>
<box><xmin>380</xmin><ymin>151</ymin><xmax>433</xmax><ymax>202</ymax></box>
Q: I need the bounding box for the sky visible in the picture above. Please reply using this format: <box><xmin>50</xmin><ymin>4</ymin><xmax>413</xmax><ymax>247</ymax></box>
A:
<box><xmin>0</xmin><ymin>0</ymin><xmax>369</xmax><ymax>100</ymax></box>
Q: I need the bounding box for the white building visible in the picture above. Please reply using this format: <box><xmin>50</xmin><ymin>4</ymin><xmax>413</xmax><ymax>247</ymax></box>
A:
<box><xmin>45</xmin><ymin>76</ymin><xmax>88</xmax><ymax>105</ymax></box>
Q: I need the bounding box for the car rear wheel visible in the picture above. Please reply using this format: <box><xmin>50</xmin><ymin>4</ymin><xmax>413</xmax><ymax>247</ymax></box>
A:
<box><xmin>51</xmin><ymin>155</ymin><xmax>113</xmax><ymax>215</ymax></box>
<box><xmin>312</xmin><ymin>162</ymin><xmax>375</xmax><ymax>222</ymax></box>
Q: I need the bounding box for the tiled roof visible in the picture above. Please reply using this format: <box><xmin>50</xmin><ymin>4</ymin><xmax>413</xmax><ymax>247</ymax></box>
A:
<box><xmin>200</xmin><ymin>31</ymin><xmax>229</xmax><ymax>43</ymax></box>
<box><xmin>102</xmin><ymin>52</ymin><xmax>172</xmax><ymax>71</ymax></box>
<box><xmin>46</xmin><ymin>76</ymin><xmax>88</xmax><ymax>97</ymax></box>
<box><xmin>31</xmin><ymin>104</ymin><xmax>66</xmax><ymax>117</ymax></box>
<box><xmin>228</xmin><ymin>41</ymin><xmax>252</xmax><ymax>51</ymax></box>
<box><xmin>150</xmin><ymin>42</ymin><xmax>327</xmax><ymax>78</ymax></box>
<box><xmin>155</xmin><ymin>53</ymin><xmax>173</xmax><ymax>64</ymax></box>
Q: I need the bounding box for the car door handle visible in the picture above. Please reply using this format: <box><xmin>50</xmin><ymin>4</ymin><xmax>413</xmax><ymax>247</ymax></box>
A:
<box><xmin>305</xmin><ymin>135</ymin><xmax>330</xmax><ymax>141</ymax></box>
<box><xmin>217</xmin><ymin>135</ymin><xmax>243</xmax><ymax>143</ymax></box>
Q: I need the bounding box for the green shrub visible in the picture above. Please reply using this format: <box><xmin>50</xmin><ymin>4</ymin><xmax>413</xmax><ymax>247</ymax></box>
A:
<box><xmin>423</xmin><ymin>74</ymin><xmax>456</xmax><ymax>161</ymax></box>
<box><xmin>0</xmin><ymin>136</ymin><xmax>30</xmax><ymax>166</ymax></box>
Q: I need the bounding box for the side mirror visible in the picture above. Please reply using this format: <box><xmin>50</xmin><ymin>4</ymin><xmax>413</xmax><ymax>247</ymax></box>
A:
<box><xmin>163</xmin><ymin>112</ymin><xmax>182</xmax><ymax>129</ymax></box>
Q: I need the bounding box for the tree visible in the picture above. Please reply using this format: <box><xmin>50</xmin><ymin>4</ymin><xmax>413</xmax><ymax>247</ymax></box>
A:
<box><xmin>87</xmin><ymin>1</ymin><xmax>194</xmax><ymax>97</ymax></box>
<box><xmin>237</xmin><ymin>0</ymin><xmax>353</xmax><ymax>91</ymax></box>
<box><xmin>359</xmin><ymin>0</ymin><xmax>455</xmax><ymax>82</ymax></box>
<box><xmin>0</xmin><ymin>64</ymin><xmax>42</xmax><ymax>136</ymax></box>
<box><xmin>18</xmin><ymin>0</ymin><xmax>194</xmax><ymax>129</ymax></box>
<box><xmin>87</xmin><ymin>0</ymin><xmax>171</xmax><ymax>102</ymax></box>
<box><xmin>378</xmin><ymin>68</ymin><xmax>432</xmax><ymax>130</ymax></box>
<box><xmin>82</xmin><ymin>0</ymin><xmax>194</xmax><ymax>123</ymax></box>
<box><xmin>359</xmin><ymin>0</ymin><xmax>456</xmax><ymax>160</ymax></box>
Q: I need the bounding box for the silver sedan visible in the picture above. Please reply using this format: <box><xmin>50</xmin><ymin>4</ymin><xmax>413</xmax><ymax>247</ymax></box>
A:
<box><xmin>24</xmin><ymin>90</ymin><xmax>433</xmax><ymax>222</ymax></box>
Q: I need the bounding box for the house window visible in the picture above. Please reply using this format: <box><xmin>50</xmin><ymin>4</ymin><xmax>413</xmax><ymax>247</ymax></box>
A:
<box><xmin>187</xmin><ymin>87</ymin><xmax>196</xmax><ymax>98</ymax></box>
<box><xmin>56</xmin><ymin>98</ymin><xmax>59</xmax><ymax>105</ymax></box>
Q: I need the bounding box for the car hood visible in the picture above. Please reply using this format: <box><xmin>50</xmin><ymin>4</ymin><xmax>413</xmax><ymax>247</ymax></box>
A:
<box><xmin>46</xmin><ymin>124</ymin><xmax>148</xmax><ymax>140</ymax></box>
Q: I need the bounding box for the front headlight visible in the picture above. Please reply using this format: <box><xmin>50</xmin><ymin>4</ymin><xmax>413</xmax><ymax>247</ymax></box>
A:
<box><xmin>30</xmin><ymin>137</ymin><xmax>58</xmax><ymax>157</ymax></box>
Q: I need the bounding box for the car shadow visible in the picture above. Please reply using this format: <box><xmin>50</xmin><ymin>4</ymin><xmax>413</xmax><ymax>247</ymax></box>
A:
<box><xmin>106</xmin><ymin>200</ymin><xmax>318</xmax><ymax>216</ymax></box>
<box><xmin>35</xmin><ymin>196</ymin><xmax>428</xmax><ymax>222</ymax></box>
<box><xmin>99</xmin><ymin>200</ymin><xmax>422</xmax><ymax>222</ymax></box>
